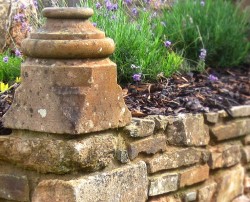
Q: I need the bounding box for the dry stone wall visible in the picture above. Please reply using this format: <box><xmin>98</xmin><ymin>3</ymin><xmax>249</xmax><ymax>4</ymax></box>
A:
<box><xmin>0</xmin><ymin>105</ymin><xmax>250</xmax><ymax>202</ymax></box>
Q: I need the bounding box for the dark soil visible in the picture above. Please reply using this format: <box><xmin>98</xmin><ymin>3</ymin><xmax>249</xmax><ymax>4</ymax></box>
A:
<box><xmin>0</xmin><ymin>66</ymin><xmax>249</xmax><ymax>134</ymax></box>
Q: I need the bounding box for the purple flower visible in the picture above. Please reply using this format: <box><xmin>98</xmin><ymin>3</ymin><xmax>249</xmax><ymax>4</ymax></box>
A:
<box><xmin>112</xmin><ymin>3</ymin><xmax>118</xmax><ymax>11</ymax></box>
<box><xmin>96</xmin><ymin>2</ymin><xmax>101</xmax><ymax>9</ymax></box>
<box><xmin>92</xmin><ymin>22</ymin><xmax>97</xmax><ymax>27</ymax></box>
<box><xmin>124</xmin><ymin>0</ymin><xmax>132</xmax><ymax>5</ymax></box>
<box><xmin>199</xmin><ymin>48</ymin><xmax>207</xmax><ymax>60</ymax></box>
<box><xmin>200</xmin><ymin>0</ymin><xmax>205</xmax><ymax>6</ymax></box>
<box><xmin>106</xmin><ymin>1</ymin><xmax>113</xmax><ymax>11</ymax></box>
<box><xmin>14</xmin><ymin>14</ymin><xmax>25</xmax><ymax>22</ymax></box>
<box><xmin>208</xmin><ymin>74</ymin><xmax>218</xmax><ymax>82</ymax></box>
<box><xmin>20</xmin><ymin>3</ymin><xmax>26</xmax><ymax>9</ymax></box>
<box><xmin>33</xmin><ymin>0</ymin><xmax>38</xmax><ymax>8</ymax></box>
<box><xmin>27</xmin><ymin>26</ymin><xmax>32</xmax><ymax>32</ymax></box>
<box><xmin>164</xmin><ymin>40</ymin><xmax>171</xmax><ymax>48</ymax></box>
<box><xmin>3</xmin><ymin>56</ymin><xmax>8</xmax><ymax>63</ymax></box>
<box><xmin>111</xmin><ymin>15</ymin><xmax>116</xmax><ymax>20</ymax></box>
<box><xmin>21</xmin><ymin>22</ymin><xmax>27</xmax><ymax>32</ymax></box>
<box><xmin>132</xmin><ymin>7</ymin><xmax>138</xmax><ymax>15</ymax></box>
<box><xmin>132</xmin><ymin>73</ymin><xmax>142</xmax><ymax>82</ymax></box>
<box><xmin>15</xmin><ymin>49</ymin><xmax>22</xmax><ymax>57</ymax></box>
<box><xmin>144</xmin><ymin>0</ymin><xmax>151</xmax><ymax>4</ymax></box>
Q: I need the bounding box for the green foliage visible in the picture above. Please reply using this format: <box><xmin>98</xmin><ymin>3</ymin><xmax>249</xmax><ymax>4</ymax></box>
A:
<box><xmin>0</xmin><ymin>52</ymin><xmax>22</xmax><ymax>83</ymax></box>
<box><xmin>79</xmin><ymin>0</ymin><xmax>183</xmax><ymax>83</ymax></box>
<box><xmin>159</xmin><ymin>0</ymin><xmax>250</xmax><ymax>68</ymax></box>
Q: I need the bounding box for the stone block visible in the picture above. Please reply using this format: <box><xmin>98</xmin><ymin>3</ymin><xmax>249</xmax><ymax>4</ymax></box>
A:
<box><xmin>179</xmin><ymin>164</ymin><xmax>209</xmax><ymax>188</ymax></box>
<box><xmin>242</xmin><ymin>146</ymin><xmax>250</xmax><ymax>163</ymax></box>
<box><xmin>128</xmin><ymin>135</ymin><xmax>166</xmax><ymax>160</ymax></box>
<box><xmin>123</xmin><ymin>118</ymin><xmax>155</xmax><ymax>137</ymax></box>
<box><xmin>0</xmin><ymin>174</ymin><xmax>29</xmax><ymax>201</ymax></box>
<box><xmin>232</xmin><ymin>195</ymin><xmax>250</xmax><ymax>202</ymax></box>
<box><xmin>146</xmin><ymin>115</ymin><xmax>169</xmax><ymax>130</ymax></box>
<box><xmin>211</xmin><ymin>119</ymin><xmax>250</xmax><ymax>141</ymax></box>
<box><xmin>229</xmin><ymin>105</ymin><xmax>250</xmax><ymax>117</ymax></box>
<box><xmin>244</xmin><ymin>135</ymin><xmax>250</xmax><ymax>145</ymax></box>
<box><xmin>184</xmin><ymin>191</ymin><xmax>197</xmax><ymax>202</ymax></box>
<box><xmin>198</xmin><ymin>181</ymin><xmax>217</xmax><ymax>202</ymax></box>
<box><xmin>148</xmin><ymin>173</ymin><xmax>179</xmax><ymax>196</ymax></box>
<box><xmin>165</xmin><ymin>114</ymin><xmax>209</xmax><ymax>146</ymax></box>
<box><xmin>147</xmin><ymin>148</ymin><xmax>204</xmax><ymax>173</ymax></box>
<box><xmin>204</xmin><ymin>112</ymin><xmax>219</xmax><ymax>123</ymax></box>
<box><xmin>148</xmin><ymin>195</ymin><xmax>182</xmax><ymax>202</ymax></box>
<box><xmin>116</xmin><ymin>149</ymin><xmax>129</xmax><ymax>164</ymax></box>
<box><xmin>32</xmin><ymin>161</ymin><xmax>148</xmax><ymax>202</ymax></box>
<box><xmin>0</xmin><ymin>131</ymin><xmax>115</xmax><ymax>174</ymax></box>
<box><xmin>208</xmin><ymin>144</ymin><xmax>242</xmax><ymax>169</ymax></box>
<box><xmin>213</xmin><ymin>165</ymin><xmax>244</xmax><ymax>202</ymax></box>
<box><xmin>245</xmin><ymin>176</ymin><xmax>250</xmax><ymax>193</ymax></box>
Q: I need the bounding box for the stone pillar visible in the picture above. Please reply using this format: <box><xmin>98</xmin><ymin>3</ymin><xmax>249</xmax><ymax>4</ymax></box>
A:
<box><xmin>2</xmin><ymin>7</ymin><xmax>131</xmax><ymax>134</ymax></box>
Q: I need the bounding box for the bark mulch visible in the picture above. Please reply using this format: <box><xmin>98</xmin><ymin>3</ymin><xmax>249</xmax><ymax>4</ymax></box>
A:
<box><xmin>0</xmin><ymin>66</ymin><xmax>249</xmax><ymax>134</ymax></box>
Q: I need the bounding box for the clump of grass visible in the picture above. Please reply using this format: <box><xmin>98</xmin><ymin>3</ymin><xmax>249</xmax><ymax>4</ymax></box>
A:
<box><xmin>80</xmin><ymin>0</ymin><xmax>183</xmax><ymax>83</ymax></box>
<box><xmin>159</xmin><ymin>0</ymin><xmax>250</xmax><ymax>69</ymax></box>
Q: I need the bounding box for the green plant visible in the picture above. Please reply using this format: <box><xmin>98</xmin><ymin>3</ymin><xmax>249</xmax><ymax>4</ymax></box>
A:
<box><xmin>159</xmin><ymin>0</ymin><xmax>250</xmax><ymax>68</ymax></box>
<box><xmin>0</xmin><ymin>51</ymin><xmax>22</xmax><ymax>83</ymax></box>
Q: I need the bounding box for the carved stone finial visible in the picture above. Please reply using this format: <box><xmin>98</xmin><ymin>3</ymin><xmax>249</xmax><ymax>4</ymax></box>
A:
<box><xmin>3</xmin><ymin>7</ymin><xmax>131</xmax><ymax>134</ymax></box>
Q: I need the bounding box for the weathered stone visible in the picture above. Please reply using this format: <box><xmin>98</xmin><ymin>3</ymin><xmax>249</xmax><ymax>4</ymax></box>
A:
<box><xmin>242</xmin><ymin>146</ymin><xmax>250</xmax><ymax>163</ymax></box>
<box><xmin>213</xmin><ymin>165</ymin><xmax>244</xmax><ymax>202</ymax></box>
<box><xmin>244</xmin><ymin>135</ymin><xmax>250</xmax><ymax>145</ymax></box>
<box><xmin>0</xmin><ymin>174</ymin><xmax>29</xmax><ymax>201</ymax></box>
<box><xmin>198</xmin><ymin>182</ymin><xmax>217</xmax><ymax>202</ymax></box>
<box><xmin>232</xmin><ymin>195</ymin><xmax>250</xmax><ymax>202</ymax></box>
<box><xmin>116</xmin><ymin>149</ymin><xmax>129</xmax><ymax>164</ymax></box>
<box><xmin>128</xmin><ymin>135</ymin><xmax>166</xmax><ymax>160</ymax></box>
<box><xmin>204</xmin><ymin>112</ymin><xmax>219</xmax><ymax>123</ymax></box>
<box><xmin>165</xmin><ymin>114</ymin><xmax>209</xmax><ymax>146</ymax></box>
<box><xmin>208</xmin><ymin>144</ymin><xmax>242</xmax><ymax>169</ymax></box>
<box><xmin>3</xmin><ymin>7</ymin><xmax>131</xmax><ymax>134</ymax></box>
<box><xmin>245</xmin><ymin>176</ymin><xmax>250</xmax><ymax>193</ymax></box>
<box><xmin>148</xmin><ymin>173</ymin><xmax>178</xmax><ymax>196</ymax></box>
<box><xmin>0</xmin><ymin>131</ymin><xmax>115</xmax><ymax>174</ymax></box>
<box><xmin>179</xmin><ymin>164</ymin><xmax>209</xmax><ymax>187</ymax></box>
<box><xmin>0</xmin><ymin>0</ymin><xmax>37</xmax><ymax>52</ymax></box>
<box><xmin>218</xmin><ymin>110</ymin><xmax>228</xmax><ymax>118</ymax></box>
<box><xmin>147</xmin><ymin>148</ymin><xmax>204</xmax><ymax>173</ymax></box>
<box><xmin>184</xmin><ymin>191</ymin><xmax>197</xmax><ymax>202</ymax></box>
<box><xmin>229</xmin><ymin>105</ymin><xmax>250</xmax><ymax>117</ymax></box>
<box><xmin>148</xmin><ymin>195</ymin><xmax>182</xmax><ymax>202</ymax></box>
<box><xmin>32</xmin><ymin>161</ymin><xmax>148</xmax><ymax>202</ymax></box>
<box><xmin>123</xmin><ymin>118</ymin><xmax>155</xmax><ymax>138</ymax></box>
<box><xmin>211</xmin><ymin>119</ymin><xmax>250</xmax><ymax>141</ymax></box>
<box><xmin>146</xmin><ymin>115</ymin><xmax>169</xmax><ymax>130</ymax></box>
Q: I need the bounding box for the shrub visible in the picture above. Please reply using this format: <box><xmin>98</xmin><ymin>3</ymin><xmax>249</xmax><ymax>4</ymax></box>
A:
<box><xmin>158</xmin><ymin>0</ymin><xmax>250</xmax><ymax>68</ymax></box>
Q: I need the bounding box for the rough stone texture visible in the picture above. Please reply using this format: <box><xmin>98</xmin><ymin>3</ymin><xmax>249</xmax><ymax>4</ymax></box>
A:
<box><xmin>208</xmin><ymin>144</ymin><xmax>242</xmax><ymax>169</ymax></box>
<box><xmin>0</xmin><ymin>130</ymin><xmax>115</xmax><ymax>174</ymax></box>
<box><xmin>123</xmin><ymin>118</ymin><xmax>155</xmax><ymax>138</ymax></box>
<box><xmin>148</xmin><ymin>173</ymin><xmax>179</xmax><ymax>196</ymax></box>
<box><xmin>211</xmin><ymin>119</ymin><xmax>250</xmax><ymax>141</ymax></box>
<box><xmin>179</xmin><ymin>164</ymin><xmax>209</xmax><ymax>187</ymax></box>
<box><xmin>0</xmin><ymin>174</ymin><xmax>29</xmax><ymax>201</ymax></box>
<box><xmin>165</xmin><ymin>114</ymin><xmax>209</xmax><ymax>146</ymax></box>
<box><xmin>184</xmin><ymin>191</ymin><xmax>197</xmax><ymax>202</ymax></box>
<box><xmin>146</xmin><ymin>115</ymin><xmax>169</xmax><ymax>130</ymax></box>
<box><xmin>32</xmin><ymin>161</ymin><xmax>148</xmax><ymax>202</ymax></box>
<box><xmin>3</xmin><ymin>8</ymin><xmax>131</xmax><ymax>134</ymax></box>
<box><xmin>245</xmin><ymin>176</ymin><xmax>250</xmax><ymax>193</ymax></box>
<box><xmin>0</xmin><ymin>0</ymin><xmax>37</xmax><ymax>52</ymax></box>
<box><xmin>244</xmin><ymin>135</ymin><xmax>250</xmax><ymax>145</ymax></box>
<box><xmin>229</xmin><ymin>105</ymin><xmax>250</xmax><ymax>117</ymax></box>
<box><xmin>213</xmin><ymin>165</ymin><xmax>244</xmax><ymax>202</ymax></box>
<box><xmin>147</xmin><ymin>148</ymin><xmax>204</xmax><ymax>173</ymax></box>
<box><xmin>128</xmin><ymin>135</ymin><xmax>166</xmax><ymax>160</ymax></box>
<box><xmin>116</xmin><ymin>149</ymin><xmax>129</xmax><ymax>164</ymax></box>
<box><xmin>148</xmin><ymin>195</ymin><xmax>182</xmax><ymax>202</ymax></box>
<box><xmin>198</xmin><ymin>181</ymin><xmax>217</xmax><ymax>202</ymax></box>
<box><xmin>242</xmin><ymin>146</ymin><xmax>250</xmax><ymax>163</ymax></box>
<box><xmin>204</xmin><ymin>112</ymin><xmax>219</xmax><ymax>123</ymax></box>
<box><xmin>232</xmin><ymin>195</ymin><xmax>250</xmax><ymax>202</ymax></box>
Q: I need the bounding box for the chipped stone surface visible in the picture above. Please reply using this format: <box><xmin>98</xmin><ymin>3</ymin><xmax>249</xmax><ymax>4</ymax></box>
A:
<box><xmin>32</xmin><ymin>161</ymin><xmax>148</xmax><ymax>202</ymax></box>
<box><xmin>148</xmin><ymin>195</ymin><xmax>182</xmax><ymax>202</ymax></box>
<box><xmin>116</xmin><ymin>149</ymin><xmax>129</xmax><ymax>164</ymax></box>
<box><xmin>128</xmin><ymin>135</ymin><xmax>166</xmax><ymax>160</ymax></box>
<box><xmin>0</xmin><ymin>130</ymin><xmax>115</xmax><ymax>174</ymax></box>
<box><xmin>244</xmin><ymin>135</ymin><xmax>250</xmax><ymax>145</ymax></box>
<box><xmin>211</xmin><ymin>119</ymin><xmax>250</xmax><ymax>141</ymax></box>
<box><xmin>229</xmin><ymin>105</ymin><xmax>250</xmax><ymax>117</ymax></box>
<box><xmin>147</xmin><ymin>148</ymin><xmax>204</xmax><ymax>173</ymax></box>
<box><xmin>245</xmin><ymin>176</ymin><xmax>250</xmax><ymax>193</ymax></box>
<box><xmin>204</xmin><ymin>112</ymin><xmax>219</xmax><ymax>123</ymax></box>
<box><xmin>179</xmin><ymin>164</ymin><xmax>209</xmax><ymax>187</ymax></box>
<box><xmin>242</xmin><ymin>146</ymin><xmax>250</xmax><ymax>163</ymax></box>
<box><xmin>214</xmin><ymin>165</ymin><xmax>244</xmax><ymax>202</ymax></box>
<box><xmin>123</xmin><ymin>118</ymin><xmax>155</xmax><ymax>138</ymax></box>
<box><xmin>146</xmin><ymin>115</ymin><xmax>169</xmax><ymax>130</ymax></box>
<box><xmin>198</xmin><ymin>181</ymin><xmax>217</xmax><ymax>202</ymax></box>
<box><xmin>232</xmin><ymin>195</ymin><xmax>250</xmax><ymax>202</ymax></box>
<box><xmin>208</xmin><ymin>144</ymin><xmax>242</xmax><ymax>169</ymax></box>
<box><xmin>148</xmin><ymin>173</ymin><xmax>178</xmax><ymax>196</ymax></box>
<box><xmin>165</xmin><ymin>114</ymin><xmax>209</xmax><ymax>146</ymax></box>
<box><xmin>184</xmin><ymin>191</ymin><xmax>197</xmax><ymax>202</ymax></box>
<box><xmin>0</xmin><ymin>174</ymin><xmax>29</xmax><ymax>201</ymax></box>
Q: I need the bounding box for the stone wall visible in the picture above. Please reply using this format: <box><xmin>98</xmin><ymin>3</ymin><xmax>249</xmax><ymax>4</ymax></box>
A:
<box><xmin>0</xmin><ymin>105</ymin><xmax>250</xmax><ymax>202</ymax></box>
